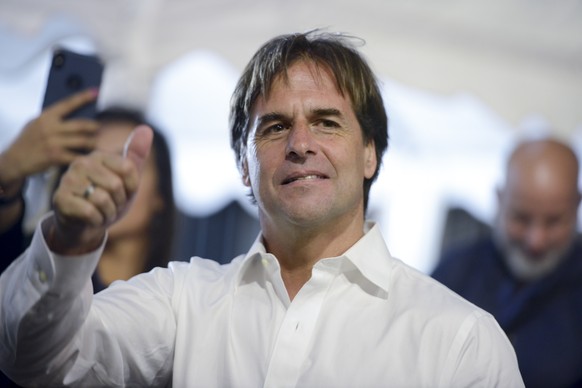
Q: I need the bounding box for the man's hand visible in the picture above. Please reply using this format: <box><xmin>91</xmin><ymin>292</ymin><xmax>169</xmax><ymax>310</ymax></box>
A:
<box><xmin>47</xmin><ymin>125</ymin><xmax>154</xmax><ymax>255</ymax></box>
<box><xmin>0</xmin><ymin>89</ymin><xmax>100</xmax><ymax>189</ymax></box>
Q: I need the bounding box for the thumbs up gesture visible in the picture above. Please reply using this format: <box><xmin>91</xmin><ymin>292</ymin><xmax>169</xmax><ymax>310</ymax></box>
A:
<box><xmin>47</xmin><ymin>125</ymin><xmax>154</xmax><ymax>255</ymax></box>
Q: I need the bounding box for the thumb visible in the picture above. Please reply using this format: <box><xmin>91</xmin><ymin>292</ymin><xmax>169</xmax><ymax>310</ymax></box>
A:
<box><xmin>123</xmin><ymin>125</ymin><xmax>154</xmax><ymax>172</ymax></box>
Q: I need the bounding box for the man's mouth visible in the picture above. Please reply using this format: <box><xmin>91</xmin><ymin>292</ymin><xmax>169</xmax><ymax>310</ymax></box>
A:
<box><xmin>282</xmin><ymin>174</ymin><xmax>328</xmax><ymax>185</ymax></box>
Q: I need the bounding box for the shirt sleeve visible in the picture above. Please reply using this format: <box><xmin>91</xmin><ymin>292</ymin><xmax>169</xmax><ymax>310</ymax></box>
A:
<box><xmin>0</xmin><ymin>213</ymin><xmax>176</xmax><ymax>387</ymax></box>
<box><xmin>0</xmin><ymin>213</ymin><xmax>101</xmax><ymax>384</ymax></box>
<box><xmin>439</xmin><ymin>310</ymin><xmax>525</xmax><ymax>388</ymax></box>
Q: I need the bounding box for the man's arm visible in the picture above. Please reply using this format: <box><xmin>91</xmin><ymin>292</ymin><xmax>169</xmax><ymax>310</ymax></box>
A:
<box><xmin>439</xmin><ymin>310</ymin><xmax>524</xmax><ymax>387</ymax></box>
<box><xmin>0</xmin><ymin>213</ymin><xmax>175</xmax><ymax>386</ymax></box>
<box><xmin>0</xmin><ymin>214</ymin><xmax>102</xmax><ymax>384</ymax></box>
<box><xmin>0</xmin><ymin>126</ymin><xmax>157</xmax><ymax>385</ymax></box>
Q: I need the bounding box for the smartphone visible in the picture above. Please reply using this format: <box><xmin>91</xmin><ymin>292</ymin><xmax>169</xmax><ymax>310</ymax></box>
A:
<box><xmin>42</xmin><ymin>48</ymin><xmax>104</xmax><ymax>119</ymax></box>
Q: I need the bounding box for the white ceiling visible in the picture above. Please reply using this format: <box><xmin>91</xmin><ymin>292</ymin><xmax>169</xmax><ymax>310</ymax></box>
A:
<box><xmin>1</xmin><ymin>0</ymin><xmax>582</xmax><ymax>272</ymax></box>
<box><xmin>1</xmin><ymin>0</ymin><xmax>581</xmax><ymax>134</ymax></box>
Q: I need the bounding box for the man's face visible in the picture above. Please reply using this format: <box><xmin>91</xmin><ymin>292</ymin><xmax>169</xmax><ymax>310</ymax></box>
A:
<box><xmin>242</xmin><ymin>61</ymin><xmax>376</xmax><ymax>233</ymax></box>
<box><xmin>496</xmin><ymin>179</ymin><xmax>579</xmax><ymax>280</ymax></box>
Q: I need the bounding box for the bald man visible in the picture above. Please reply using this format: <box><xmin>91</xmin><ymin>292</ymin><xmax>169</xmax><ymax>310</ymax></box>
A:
<box><xmin>432</xmin><ymin>138</ymin><xmax>582</xmax><ymax>388</ymax></box>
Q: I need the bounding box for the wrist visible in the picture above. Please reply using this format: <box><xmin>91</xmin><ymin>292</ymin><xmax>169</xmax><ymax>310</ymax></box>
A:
<box><xmin>45</xmin><ymin>214</ymin><xmax>106</xmax><ymax>255</ymax></box>
<box><xmin>0</xmin><ymin>182</ymin><xmax>24</xmax><ymax>207</ymax></box>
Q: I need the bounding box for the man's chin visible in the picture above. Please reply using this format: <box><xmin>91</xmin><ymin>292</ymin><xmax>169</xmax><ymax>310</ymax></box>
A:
<box><xmin>504</xmin><ymin>248</ymin><xmax>564</xmax><ymax>282</ymax></box>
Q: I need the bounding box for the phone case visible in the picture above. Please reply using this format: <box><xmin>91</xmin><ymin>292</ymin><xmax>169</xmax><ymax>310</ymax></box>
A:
<box><xmin>42</xmin><ymin>48</ymin><xmax>104</xmax><ymax>119</ymax></box>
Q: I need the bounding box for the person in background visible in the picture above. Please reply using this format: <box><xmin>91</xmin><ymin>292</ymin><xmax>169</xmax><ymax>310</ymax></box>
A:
<box><xmin>0</xmin><ymin>90</ymin><xmax>100</xmax><ymax>263</ymax></box>
<box><xmin>86</xmin><ymin>108</ymin><xmax>176</xmax><ymax>291</ymax></box>
<box><xmin>0</xmin><ymin>99</ymin><xmax>176</xmax><ymax>291</ymax></box>
<box><xmin>0</xmin><ymin>30</ymin><xmax>523</xmax><ymax>387</ymax></box>
<box><xmin>432</xmin><ymin>137</ymin><xmax>582</xmax><ymax>388</ymax></box>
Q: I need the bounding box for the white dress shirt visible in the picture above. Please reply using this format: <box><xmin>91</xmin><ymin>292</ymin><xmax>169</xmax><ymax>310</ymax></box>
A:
<box><xmin>0</xmin><ymin>216</ymin><xmax>524</xmax><ymax>387</ymax></box>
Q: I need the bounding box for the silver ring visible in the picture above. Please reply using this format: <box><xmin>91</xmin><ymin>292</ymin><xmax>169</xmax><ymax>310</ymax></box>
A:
<box><xmin>83</xmin><ymin>183</ymin><xmax>96</xmax><ymax>199</ymax></box>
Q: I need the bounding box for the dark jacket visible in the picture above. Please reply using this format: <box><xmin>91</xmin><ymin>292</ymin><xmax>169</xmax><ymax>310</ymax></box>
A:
<box><xmin>432</xmin><ymin>236</ymin><xmax>582</xmax><ymax>388</ymax></box>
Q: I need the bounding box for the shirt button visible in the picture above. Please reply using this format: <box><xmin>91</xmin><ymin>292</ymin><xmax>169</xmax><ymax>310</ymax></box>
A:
<box><xmin>38</xmin><ymin>270</ymin><xmax>47</xmax><ymax>283</ymax></box>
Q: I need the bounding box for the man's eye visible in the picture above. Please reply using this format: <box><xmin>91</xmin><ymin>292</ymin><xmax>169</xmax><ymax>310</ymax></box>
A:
<box><xmin>313</xmin><ymin>120</ymin><xmax>341</xmax><ymax>134</ymax></box>
<box><xmin>317</xmin><ymin>119</ymin><xmax>340</xmax><ymax>129</ymax></box>
<box><xmin>512</xmin><ymin>213</ymin><xmax>531</xmax><ymax>226</ymax></box>
<box><xmin>269</xmin><ymin>123</ymin><xmax>286</xmax><ymax>132</ymax></box>
<box><xmin>257</xmin><ymin>123</ymin><xmax>287</xmax><ymax>138</ymax></box>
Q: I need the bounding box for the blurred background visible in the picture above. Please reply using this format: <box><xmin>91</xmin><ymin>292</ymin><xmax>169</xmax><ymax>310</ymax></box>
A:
<box><xmin>1</xmin><ymin>0</ymin><xmax>581</xmax><ymax>273</ymax></box>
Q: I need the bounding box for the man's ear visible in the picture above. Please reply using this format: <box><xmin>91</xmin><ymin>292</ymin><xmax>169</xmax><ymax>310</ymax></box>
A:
<box><xmin>364</xmin><ymin>141</ymin><xmax>377</xmax><ymax>179</ymax></box>
<box><xmin>241</xmin><ymin>158</ymin><xmax>251</xmax><ymax>187</ymax></box>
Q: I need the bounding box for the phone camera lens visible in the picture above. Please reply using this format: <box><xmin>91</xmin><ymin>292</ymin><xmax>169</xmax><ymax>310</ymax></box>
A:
<box><xmin>53</xmin><ymin>53</ymin><xmax>65</xmax><ymax>69</ymax></box>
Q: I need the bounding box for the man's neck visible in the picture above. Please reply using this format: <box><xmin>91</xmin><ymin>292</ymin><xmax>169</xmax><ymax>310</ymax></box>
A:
<box><xmin>261</xmin><ymin>216</ymin><xmax>366</xmax><ymax>300</ymax></box>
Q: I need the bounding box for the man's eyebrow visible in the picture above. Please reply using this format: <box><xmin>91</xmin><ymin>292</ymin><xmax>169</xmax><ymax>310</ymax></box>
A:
<box><xmin>255</xmin><ymin>108</ymin><xmax>343</xmax><ymax>127</ymax></box>
<box><xmin>256</xmin><ymin>112</ymin><xmax>286</xmax><ymax>127</ymax></box>
<box><xmin>311</xmin><ymin>108</ymin><xmax>343</xmax><ymax>118</ymax></box>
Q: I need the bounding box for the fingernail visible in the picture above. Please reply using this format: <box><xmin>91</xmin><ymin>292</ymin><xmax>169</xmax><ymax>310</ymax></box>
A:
<box><xmin>122</xmin><ymin>130</ymin><xmax>136</xmax><ymax>158</ymax></box>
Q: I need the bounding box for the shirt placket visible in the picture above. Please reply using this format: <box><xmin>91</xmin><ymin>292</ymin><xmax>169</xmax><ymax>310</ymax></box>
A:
<box><xmin>263</xmin><ymin>264</ymin><xmax>336</xmax><ymax>388</ymax></box>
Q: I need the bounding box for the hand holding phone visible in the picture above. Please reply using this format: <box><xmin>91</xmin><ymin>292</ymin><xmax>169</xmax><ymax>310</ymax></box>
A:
<box><xmin>1</xmin><ymin>53</ymin><xmax>104</xmax><ymax>183</ymax></box>
<box><xmin>42</xmin><ymin>48</ymin><xmax>104</xmax><ymax>119</ymax></box>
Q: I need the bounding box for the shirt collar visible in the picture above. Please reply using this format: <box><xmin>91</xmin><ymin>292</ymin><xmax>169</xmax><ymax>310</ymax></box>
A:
<box><xmin>234</xmin><ymin>234</ymin><xmax>272</xmax><ymax>287</ymax></box>
<box><xmin>235</xmin><ymin>221</ymin><xmax>393</xmax><ymax>296</ymax></box>
<box><xmin>338</xmin><ymin>221</ymin><xmax>392</xmax><ymax>294</ymax></box>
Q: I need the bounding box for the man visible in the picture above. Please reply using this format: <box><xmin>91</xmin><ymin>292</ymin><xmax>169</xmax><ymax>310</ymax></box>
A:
<box><xmin>0</xmin><ymin>31</ymin><xmax>523</xmax><ymax>387</ymax></box>
<box><xmin>433</xmin><ymin>138</ymin><xmax>582</xmax><ymax>388</ymax></box>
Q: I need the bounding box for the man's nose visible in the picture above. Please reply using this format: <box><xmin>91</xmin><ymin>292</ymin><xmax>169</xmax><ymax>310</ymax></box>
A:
<box><xmin>285</xmin><ymin>122</ymin><xmax>317</xmax><ymax>161</ymax></box>
<box><xmin>523</xmin><ymin>224</ymin><xmax>551</xmax><ymax>256</ymax></box>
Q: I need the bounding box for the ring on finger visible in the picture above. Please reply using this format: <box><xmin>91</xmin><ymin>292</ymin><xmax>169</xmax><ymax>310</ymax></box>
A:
<box><xmin>83</xmin><ymin>183</ymin><xmax>96</xmax><ymax>199</ymax></box>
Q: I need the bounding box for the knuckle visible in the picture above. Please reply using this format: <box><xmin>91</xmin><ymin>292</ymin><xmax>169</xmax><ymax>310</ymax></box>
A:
<box><xmin>110</xmin><ymin>177</ymin><xmax>125</xmax><ymax>194</ymax></box>
<box><xmin>75</xmin><ymin>156</ymin><xmax>93</xmax><ymax>169</ymax></box>
<box><xmin>92</xmin><ymin>192</ymin><xmax>109</xmax><ymax>208</ymax></box>
<box><xmin>121</xmin><ymin>159</ymin><xmax>135</xmax><ymax>175</ymax></box>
